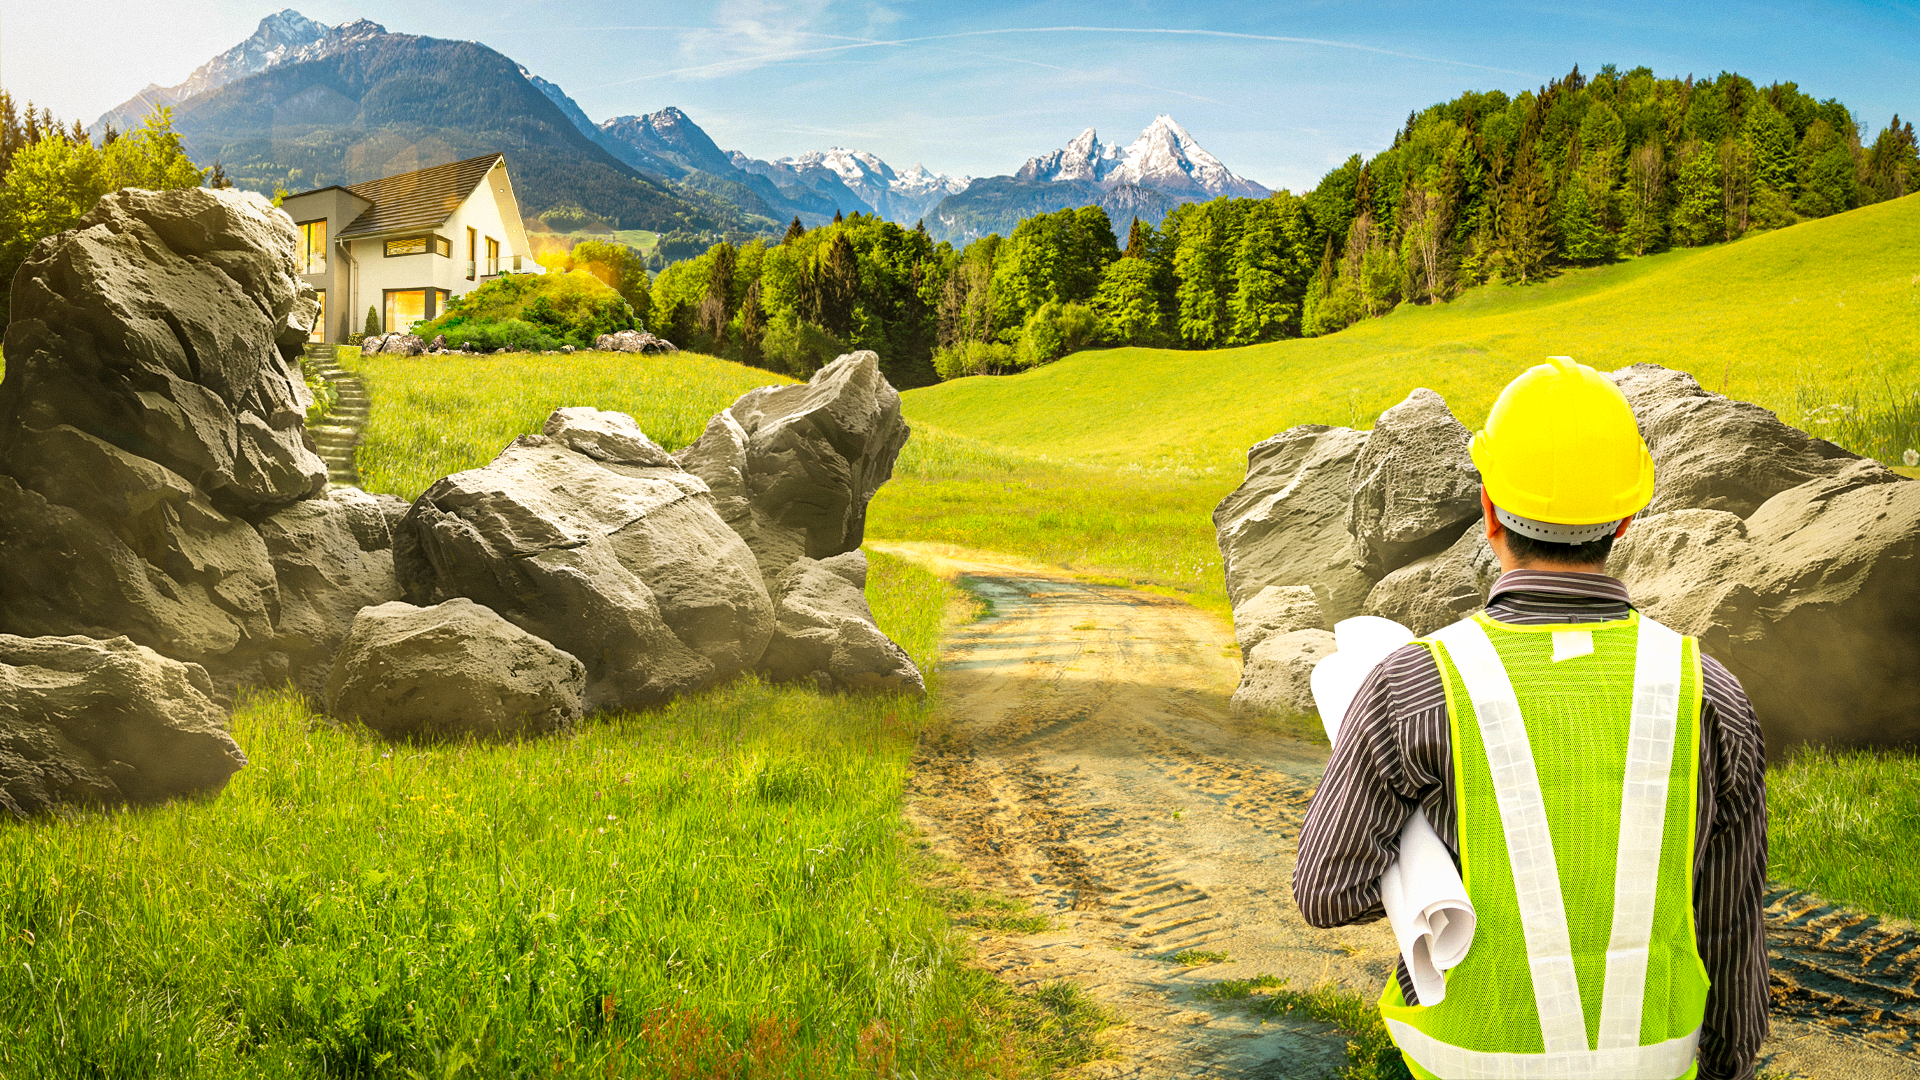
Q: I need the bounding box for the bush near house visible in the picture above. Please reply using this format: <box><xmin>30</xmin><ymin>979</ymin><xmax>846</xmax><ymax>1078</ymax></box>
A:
<box><xmin>413</xmin><ymin>270</ymin><xmax>639</xmax><ymax>351</ymax></box>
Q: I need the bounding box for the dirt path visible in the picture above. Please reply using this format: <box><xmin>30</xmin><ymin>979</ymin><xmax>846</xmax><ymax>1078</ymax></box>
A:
<box><xmin>874</xmin><ymin>542</ymin><xmax>1920</xmax><ymax>1080</ymax></box>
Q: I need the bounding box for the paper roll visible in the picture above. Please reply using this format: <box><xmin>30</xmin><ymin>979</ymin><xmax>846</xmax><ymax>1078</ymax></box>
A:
<box><xmin>1310</xmin><ymin>616</ymin><xmax>1476</xmax><ymax>1005</ymax></box>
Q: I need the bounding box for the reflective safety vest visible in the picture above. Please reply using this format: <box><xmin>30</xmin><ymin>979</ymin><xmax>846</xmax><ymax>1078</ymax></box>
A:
<box><xmin>1380</xmin><ymin>611</ymin><xmax>1710</xmax><ymax>1080</ymax></box>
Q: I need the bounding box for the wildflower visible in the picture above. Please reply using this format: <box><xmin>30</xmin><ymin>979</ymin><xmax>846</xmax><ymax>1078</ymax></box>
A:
<box><xmin>1906</xmin><ymin>449</ymin><xmax>1919</xmax><ymax>467</ymax></box>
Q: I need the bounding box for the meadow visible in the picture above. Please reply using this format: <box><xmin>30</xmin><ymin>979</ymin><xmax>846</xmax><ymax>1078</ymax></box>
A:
<box><xmin>0</xmin><ymin>552</ymin><xmax>1117</xmax><ymax>1078</ymax></box>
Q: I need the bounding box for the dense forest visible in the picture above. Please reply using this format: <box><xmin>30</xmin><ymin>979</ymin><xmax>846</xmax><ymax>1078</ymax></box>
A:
<box><xmin>650</xmin><ymin>65</ymin><xmax>1919</xmax><ymax>388</ymax></box>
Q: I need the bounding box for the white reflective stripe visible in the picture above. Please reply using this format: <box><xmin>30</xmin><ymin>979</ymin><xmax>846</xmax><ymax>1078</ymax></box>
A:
<box><xmin>1597</xmin><ymin>616</ymin><xmax>1685</xmax><ymax>1049</ymax></box>
<box><xmin>1432</xmin><ymin>619</ymin><xmax>1588</xmax><ymax>1055</ymax></box>
<box><xmin>1386</xmin><ymin>1019</ymin><xmax>1700</xmax><ymax>1080</ymax></box>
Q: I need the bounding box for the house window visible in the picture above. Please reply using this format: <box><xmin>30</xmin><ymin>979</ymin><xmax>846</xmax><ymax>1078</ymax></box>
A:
<box><xmin>466</xmin><ymin>227</ymin><xmax>476</xmax><ymax>280</ymax></box>
<box><xmin>297</xmin><ymin>219</ymin><xmax>327</xmax><ymax>275</ymax></box>
<box><xmin>384</xmin><ymin>236</ymin><xmax>429</xmax><ymax>257</ymax></box>
<box><xmin>384</xmin><ymin>289</ymin><xmax>428</xmax><ymax>334</ymax></box>
<box><xmin>434</xmin><ymin>236</ymin><xmax>451</xmax><ymax>257</ymax></box>
<box><xmin>309</xmin><ymin>290</ymin><xmax>326</xmax><ymax>343</ymax></box>
<box><xmin>486</xmin><ymin>236</ymin><xmax>500</xmax><ymax>276</ymax></box>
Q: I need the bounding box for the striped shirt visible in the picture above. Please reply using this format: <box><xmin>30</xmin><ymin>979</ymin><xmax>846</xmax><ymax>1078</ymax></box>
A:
<box><xmin>1292</xmin><ymin>569</ymin><xmax>1768</xmax><ymax>1080</ymax></box>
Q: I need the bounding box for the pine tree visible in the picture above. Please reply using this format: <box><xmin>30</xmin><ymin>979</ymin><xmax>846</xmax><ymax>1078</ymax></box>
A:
<box><xmin>1124</xmin><ymin>216</ymin><xmax>1149</xmax><ymax>258</ymax></box>
<box><xmin>364</xmin><ymin>306</ymin><xmax>382</xmax><ymax>338</ymax></box>
<box><xmin>783</xmin><ymin>216</ymin><xmax>804</xmax><ymax>244</ymax></box>
<box><xmin>1671</xmin><ymin>145</ymin><xmax>1727</xmax><ymax>244</ymax></box>
<box><xmin>209</xmin><ymin>161</ymin><xmax>234</xmax><ymax>189</ymax></box>
<box><xmin>819</xmin><ymin>233</ymin><xmax>858</xmax><ymax>337</ymax></box>
<box><xmin>738</xmin><ymin>278</ymin><xmax>766</xmax><ymax>364</ymax></box>
<box><xmin>832</xmin><ymin>208</ymin><xmax>844</xmax><ymax>225</ymax></box>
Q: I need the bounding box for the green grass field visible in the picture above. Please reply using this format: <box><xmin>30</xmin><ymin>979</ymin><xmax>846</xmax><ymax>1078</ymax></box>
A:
<box><xmin>0</xmin><ymin>552</ymin><xmax>1110</xmax><ymax>1077</ymax></box>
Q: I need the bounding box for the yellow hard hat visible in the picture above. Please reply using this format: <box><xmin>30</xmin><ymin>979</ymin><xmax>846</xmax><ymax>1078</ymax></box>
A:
<box><xmin>1469</xmin><ymin>356</ymin><xmax>1654</xmax><ymax>536</ymax></box>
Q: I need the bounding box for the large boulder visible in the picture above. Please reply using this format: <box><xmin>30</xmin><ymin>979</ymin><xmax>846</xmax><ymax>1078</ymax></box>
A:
<box><xmin>360</xmin><ymin>333</ymin><xmax>425</xmax><ymax>357</ymax></box>
<box><xmin>1213</xmin><ymin>425</ymin><xmax>1374</xmax><ymax>622</ymax></box>
<box><xmin>1609</xmin><ymin>364</ymin><xmax>1865</xmax><ymax>517</ymax></box>
<box><xmin>675</xmin><ymin>352</ymin><xmax>909</xmax><ymax>581</ymax></box>
<box><xmin>327</xmin><ymin>599</ymin><xmax>585</xmax><ymax>741</ymax></box>
<box><xmin>759</xmin><ymin>552</ymin><xmax>925</xmax><ymax>697</ymax></box>
<box><xmin>0</xmin><ymin>634</ymin><xmax>246</xmax><ymax>817</ymax></box>
<box><xmin>255</xmin><ymin>488</ymin><xmax>409</xmax><ymax>696</ymax></box>
<box><xmin>1232</xmin><ymin>629</ymin><xmax>1337</xmax><ymax>718</ymax></box>
<box><xmin>1231</xmin><ymin>584</ymin><xmax>1327</xmax><ymax>657</ymax></box>
<box><xmin>1345</xmin><ymin>388</ymin><xmax>1482</xmax><ymax>580</ymax></box>
<box><xmin>0</xmin><ymin>187</ymin><xmax>326</xmax><ymax>510</ymax></box>
<box><xmin>595</xmin><ymin>330</ymin><xmax>677</xmax><ymax>354</ymax></box>
<box><xmin>1610</xmin><ymin>461</ymin><xmax>1920</xmax><ymax>752</ymax></box>
<box><xmin>1363</xmin><ymin>525</ymin><xmax>1502</xmax><ymax>637</ymax></box>
<box><xmin>396</xmin><ymin>408</ymin><xmax>774</xmax><ymax>711</ymax></box>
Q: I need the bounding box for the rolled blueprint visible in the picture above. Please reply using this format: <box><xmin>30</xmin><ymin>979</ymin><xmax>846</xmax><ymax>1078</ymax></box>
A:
<box><xmin>1310</xmin><ymin>616</ymin><xmax>1476</xmax><ymax>1005</ymax></box>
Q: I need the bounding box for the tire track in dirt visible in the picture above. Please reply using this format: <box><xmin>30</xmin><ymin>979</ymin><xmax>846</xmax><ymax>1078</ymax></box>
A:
<box><xmin>876</xmin><ymin>543</ymin><xmax>1920</xmax><ymax>1080</ymax></box>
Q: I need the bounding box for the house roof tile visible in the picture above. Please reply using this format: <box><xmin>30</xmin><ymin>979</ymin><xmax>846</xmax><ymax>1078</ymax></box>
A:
<box><xmin>335</xmin><ymin>153</ymin><xmax>503</xmax><ymax>239</ymax></box>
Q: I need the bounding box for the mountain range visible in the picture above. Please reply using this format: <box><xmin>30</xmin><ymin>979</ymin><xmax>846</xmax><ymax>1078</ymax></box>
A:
<box><xmin>93</xmin><ymin>9</ymin><xmax>1274</xmax><ymax>246</ymax></box>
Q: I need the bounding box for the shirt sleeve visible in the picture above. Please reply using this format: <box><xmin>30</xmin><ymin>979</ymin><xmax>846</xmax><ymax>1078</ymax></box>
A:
<box><xmin>1293</xmin><ymin>642</ymin><xmax>1440</xmax><ymax>928</ymax></box>
<box><xmin>1694</xmin><ymin>655</ymin><xmax>1770</xmax><ymax>1080</ymax></box>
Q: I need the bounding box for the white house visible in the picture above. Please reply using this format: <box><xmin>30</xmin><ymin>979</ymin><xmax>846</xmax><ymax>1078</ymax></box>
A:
<box><xmin>278</xmin><ymin>153</ymin><xmax>539</xmax><ymax>342</ymax></box>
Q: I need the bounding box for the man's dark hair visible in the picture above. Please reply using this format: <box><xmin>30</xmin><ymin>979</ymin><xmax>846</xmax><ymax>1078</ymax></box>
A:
<box><xmin>1504</xmin><ymin>528</ymin><xmax>1617</xmax><ymax>567</ymax></box>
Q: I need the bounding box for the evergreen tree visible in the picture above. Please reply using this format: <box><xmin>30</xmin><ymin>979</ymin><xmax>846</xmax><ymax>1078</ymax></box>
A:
<box><xmin>1495</xmin><ymin>142</ymin><xmax>1555</xmax><ymax>281</ymax></box>
<box><xmin>364</xmin><ymin>306</ymin><xmax>382</xmax><ymax>338</ymax></box>
<box><xmin>818</xmin><ymin>232</ymin><xmax>858</xmax><ymax>338</ymax></box>
<box><xmin>1091</xmin><ymin>257</ymin><xmax>1165</xmax><ymax>346</ymax></box>
<box><xmin>737</xmin><ymin>277</ymin><xmax>766</xmax><ymax>364</ymax></box>
<box><xmin>832</xmin><ymin>208</ymin><xmax>844</xmax><ymax>225</ymax></box>
<box><xmin>1171</xmin><ymin>205</ymin><xmax>1227</xmax><ymax>347</ymax></box>
<box><xmin>782</xmin><ymin>216</ymin><xmax>805</xmax><ymax>244</ymax></box>
<box><xmin>1124</xmin><ymin>216</ymin><xmax>1150</xmax><ymax>258</ymax></box>
<box><xmin>1671</xmin><ymin>145</ymin><xmax>1727</xmax><ymax>245</ymax></box>
<box><xmin>1864</xmin><ymin>116</ymin><xmax>1918</xmax><ymax>201</ymax></box>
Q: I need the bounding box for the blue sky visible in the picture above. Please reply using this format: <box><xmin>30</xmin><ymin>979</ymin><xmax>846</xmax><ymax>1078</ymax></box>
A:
<box><xmin>3</xmin><ymin>0</ymin><xmax>1916</xmax><ymax>192</ymax></box>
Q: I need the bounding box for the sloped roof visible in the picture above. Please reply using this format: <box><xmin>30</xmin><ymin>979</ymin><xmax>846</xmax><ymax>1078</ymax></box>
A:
<box><xmin>335</xmin><ymin>153</ymin><xmax>503</xmax><ymax>238</ymax></box>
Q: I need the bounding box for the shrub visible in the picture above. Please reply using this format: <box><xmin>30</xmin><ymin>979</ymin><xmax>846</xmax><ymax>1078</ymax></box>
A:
<box><xmin>416</xmin><ymin>270</ymin><xmax>635</xmax><ymax>349</ymax></box>
<box><xmin>1016</xmin><ymin>301</ymin><xmax>1102</xmax><ymax>368</ymax></box>
<box><xmin>932</xmin><ymin>341</ymin><xmax>1019</xmax><ymax>380</ymax></box>
<box><xmin>434</xmin><ymin>318</ymin><xmax>561</xmax><ymax>353</ymax></box>
<box><xmin>761</xmin><ymin>315</ymin><xmax>847</xmax><ymax>377</ymax></box>
<box><xmin>363</xmin><ymin>305</ymin><xmax>381</xmax><ymax>338</ymax></box>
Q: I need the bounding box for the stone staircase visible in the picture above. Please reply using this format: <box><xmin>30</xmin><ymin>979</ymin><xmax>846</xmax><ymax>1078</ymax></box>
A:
<box><xmin>300</xmin><ymin>344</ymin><xmax>370</xmax><ymax>489</ymax></box>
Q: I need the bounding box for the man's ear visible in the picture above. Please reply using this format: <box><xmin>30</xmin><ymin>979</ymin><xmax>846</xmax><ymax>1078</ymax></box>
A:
<box><xmin>1613</xmin><ymin>514</ymin><xmax>1634</xmax><ymax>539</ymax></box>
<box><xmin>1481</xmin><ymin>486</ymin><xmax>1502</xmax><ymax>542</ymax></box>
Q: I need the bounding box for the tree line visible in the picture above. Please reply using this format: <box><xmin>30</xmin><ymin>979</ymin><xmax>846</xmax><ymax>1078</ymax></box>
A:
<box><xmin>1</xmin><ymin>92</ymin><xmax>211</xmax><ymax>333</ymax></box>
<box><xmin>648</xmin><ymin>64</ymin><xmax>1917</xmax><ymax>388</ymax></box>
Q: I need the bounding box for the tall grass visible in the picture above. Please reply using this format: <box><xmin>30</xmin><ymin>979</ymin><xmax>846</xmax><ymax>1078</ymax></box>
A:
<box><xmin>1767</xmin><ymin>746</ymin><xmax>1920</xmax><ymax>920</ymax></box>
<box><xmin>339</xmin><ymin>352</ymin><xmax>796</xmax><ymax>501</ymax></box>
<box><xmin>0</xmin><ymin>552</ymin><xmax>1089</xmax><ymax>1078</ymax></box>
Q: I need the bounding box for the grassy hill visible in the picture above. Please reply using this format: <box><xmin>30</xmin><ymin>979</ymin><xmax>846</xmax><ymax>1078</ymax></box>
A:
<box><xmin>870</xmin><ymin>193</ymin><xmax>1920</xmax><ymax>615</ymax></box>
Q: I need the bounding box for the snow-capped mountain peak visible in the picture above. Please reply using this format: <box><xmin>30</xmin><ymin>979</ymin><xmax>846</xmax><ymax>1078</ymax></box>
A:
<box><xmin>1016</xmin><ymin>115</ymin><xmax>1265</xmax><ymax>199</ymax></box>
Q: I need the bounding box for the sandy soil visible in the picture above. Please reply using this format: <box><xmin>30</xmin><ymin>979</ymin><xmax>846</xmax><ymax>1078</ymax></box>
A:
<box><xmin>873</xmin><ymin>541</ymin><xmax>1920</xmax><ymax>1080</ymax></box>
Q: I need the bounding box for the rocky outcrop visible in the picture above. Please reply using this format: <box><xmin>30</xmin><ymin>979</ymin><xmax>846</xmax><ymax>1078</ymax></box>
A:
<box><xmin>1233</xmin><ymin>629</ymin><xmax>1337</xmax><ymax>718</ymax></box>
<box><xmin>1363</xmin><ymin>526</ymin><xmax>1502</xmax><ymax>638</ymax></box>
<box><xmin>1213</xmin><ymin>425</ymin><xmax>1373</xmax><ymax>623</ymax></box>
<box><xmin>326</xmin><ymin>599</ymin><xmax>586</xmax><ymax>741</ymax></box>
<box><xmin>676</xmin><ymin>352</ymin><xmax>910</xmax><ymax>582</ymax></box>
<box><xmin>0</xmin><ymin>634</ymin><xmax>246</xmax><ymax>817</ymax></box>
<box><xmin>760</xmin><ymin>552</ymin><xmax>926</xmax><ymax>697</ymax></box>
<box><xmin>1609</xmin><ymin>460</ymin><xmax>1920</xmax><ymax>750</ymax></box>
<box><xmin>594</xmin><ymin>330</ymin><xmax>677</xmax><ymax>354</ymax></box>
<box><xmin>1345</xmin><ymin>389</ymin><xmax>1482</xmax><ymax>580</ymax></box>
<box><xmin>1218</xmin><ymin>365</ymin><xmax>1920</xmax><ymax>752</ymax></box>
<box><xmin>1231</xmin><ymin>584</ymin><xmax>1327</xmax><ymax>657</ymax></box>
<box><xmin>395</xmin><ymin>408</ymin><xmax>775</xmax><ymax>711</ymax></box>
<box><xmin>0</xmin><ymin>187</ymin><xmax>408</xmax><ymax>702</ymax></box>
<box><xmin>256</xmin><ymin>487</ymin><xmax>409</xmax><ymax>696</ymax></box>
<box><xmin>1611</xmin><ymin>364</ymin><xmax>1864</xmax><ymax>518</ymax></box>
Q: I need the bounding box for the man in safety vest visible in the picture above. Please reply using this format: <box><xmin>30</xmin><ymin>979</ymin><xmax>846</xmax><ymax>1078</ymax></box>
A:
<box><xmin>1294</xmin><ymin>357</ymin><xmax>1768</xmax><ymax>1080</ymax></box>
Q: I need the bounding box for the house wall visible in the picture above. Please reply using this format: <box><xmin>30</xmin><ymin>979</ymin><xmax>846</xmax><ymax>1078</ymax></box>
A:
<box><xmin>275</xmin><ymin>186</ymin><xmax>370</xmax><ymax>344</ymax></box>
<box><xmin>350</xmin><ymin>160</ymin><xmax>536</xmax><ymax>336</ymax></box>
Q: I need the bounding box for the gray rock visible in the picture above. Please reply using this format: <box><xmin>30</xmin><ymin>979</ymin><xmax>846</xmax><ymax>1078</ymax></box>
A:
<box><xmin>1213</xmin><ymin>425</ymin><xmax>1374</xmax><ymax>622</ymax></box>
<box><xmin>0</xmin><ymin>634</ymin><xmax>246</xmax><ymax>816</ymax></box>
<box><xmin>0</xmin><ymin>429</ymin><xmax>279</xmax><ymax>682</ymax></box>
<box><xmin>396</xmin><ymin>414</ymin><xmax>774</xmax><ymax>711</ymax></box>
<box><xmin>0</xmin><ymin>187</ymin><xmax>327</xmax><ymax>509</ymax></box>
<box><xmin>1363</xmin><ymin>524</ymin><xmax>1502</xmax><ymax>637</ymax></box>
<box><xmin>560</xmin><ymin>344</ymin><xmax>576</xmax><ymax>354</ymax></box>
<box><xmin>594</xmin><ymin>330</ymin><xmax>678</xmax><ymax>354</ymax></box>
<box><xmin>1611</xmin><ymin>461</ymin><xmax>1920</xmax><ymax>753</ymax></box>
<box><xmin>1232</xmin><ymin>628</ymin><xmax>1336</xmax><ymax>717</ymax></box>
<box><xmin>760</xmin><ymin>552</ymin><xmax>925</xmax><ymax>697</ymax></box>
<box><xmin>1609</xmin><ymin>364</ymin><xmax>1868</xmax><ymax>518</ymax></box>
<box><xmin>326</xmin><ymin>599</ymin><xmax>585</xmax><ymax>741</ymax></box>
<box><xmin>543</xmin><ymin>406</ymin><xmax>676</xmax><ymax>467</ymax></box>
<box><xmin>361</xmin><ymin>333</ymin><xmax>426</xmax><ymax>357</ymax></box>
<box><xmin>1232</xmin><ymin>584</ymin><xmax>1326</xmax><ymax>656</ymax></box>
<box><xmin>675</xmin><ymin>351</ymin><xmax>910</xmax><ymax>581</ymax></box>
<box><xmin>1346</xmin><ymin>388</ymin><xmax>1482</xmax><ymax>580</ymax></box>
<box><xmin>255</xmin><ymin>488</ymin><xmax>408</xmax><ymax>697</ymax></box>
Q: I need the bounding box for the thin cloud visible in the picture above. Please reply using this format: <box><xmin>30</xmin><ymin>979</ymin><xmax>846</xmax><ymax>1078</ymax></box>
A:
<box><xmin>570</xmin><ymin>25</ymin><xmax>1543</xmax><ymax>90</ymax></box>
